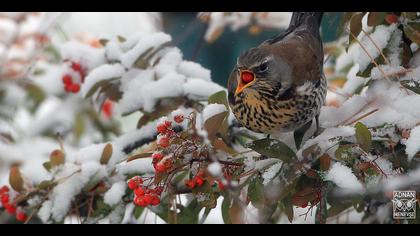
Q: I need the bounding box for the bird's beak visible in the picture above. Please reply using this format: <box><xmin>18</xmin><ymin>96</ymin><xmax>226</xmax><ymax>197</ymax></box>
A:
<box><xmin>235</xmin><ymin>70</ymin><xmax>256</xmax><ymax>95</ymax></box>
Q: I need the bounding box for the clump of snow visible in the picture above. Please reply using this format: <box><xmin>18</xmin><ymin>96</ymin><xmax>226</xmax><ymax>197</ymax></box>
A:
<box><xmin>352</xmin><ymin>24</ymin><xmax>397</xmax><ymax>72</ymax></box>
<box><xmin>202</xmin><ymin>104</ymin><xmax>227</xmax><ymax>122</ymax></box>
<box><xmin>207</xmin><ymin>162</ymin><xmax>222</xmax><ymax>177</ymax></box>
<box><xmin>326</xmin><ymin>162</ymin><xmax>364</xmax><ymax>193</ymax></box>
<box><xmin>262</xmin><ymin>162</ymin><xmax>282</xmax><ymax>185</ymax></box>
<box><xmin>81</xmin><ymin>63</ymin><xmax>125</xmax><ymax>97</ymax></box>
<box><xmin>60</xmin><ymin>42</ymin><xmax>106</xmax><ymax>70</ymax></box>
<box><xmin>405</xmin><ymin>126</ymin><xmax>420</xmax><ymax>161</ymax></box>
<box><xmin>183</xmin><ymin>79</ymin><xmax>225</xmax><ymax>100</ymax></box>
<box><xmin>120</xmin><ymin>32</ymin><xmax>171</xmax><ymax>68</ymax></box>
<box><xmin>104</xmin><ymin>181</ymin><xmax>127</xmax><ymax>206</ymax></box>
<box><xmin>177</xmin><ymin>61</ymin><xmax>211</xmax><ymax>81</ymax></box>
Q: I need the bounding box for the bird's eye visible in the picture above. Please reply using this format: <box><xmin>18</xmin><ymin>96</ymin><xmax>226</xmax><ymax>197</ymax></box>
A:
<box><xmin>257</xmin><ymin>62</ymin><xmax>268</xmax><ymax>73</ymax></box>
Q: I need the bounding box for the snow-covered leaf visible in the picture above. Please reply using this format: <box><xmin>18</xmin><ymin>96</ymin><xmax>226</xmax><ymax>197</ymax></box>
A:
<box><xmin>248</xmin><ymin>138</ymin><xmax>296</xmax><ymax>163</ymax></box>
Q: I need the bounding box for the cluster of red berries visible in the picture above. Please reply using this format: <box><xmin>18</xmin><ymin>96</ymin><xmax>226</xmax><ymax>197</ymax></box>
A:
<box><xmin>156</xmin><ymin>112</ymin><xmax>185</xmax><ymax>148</ymax></box>
<box><xmin>128</xmin><ymin>176</ymin><xmax>161</xmax><ymax>207</ymax></box>
<box><xmin>185</xmin><ymin>173</ymin><xmax>205</xmax><ymax>189</ymax></box>
<box><xmin>0</xmin><ymin>186</ymin><xmax>27</xmax><ymax>222</ymax></box>
<box><xmin>62</xmin><ymin>61</ymin><xmax>87</xmax><ymax>94</ymax></box>
<box><xmin>152</xmin><ymin>152</ymin><xmax>173</xmax><ymax>174</ymax></box>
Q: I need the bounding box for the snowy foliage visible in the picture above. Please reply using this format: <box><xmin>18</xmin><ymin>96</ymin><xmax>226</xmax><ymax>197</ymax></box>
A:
<box><xmin>1</xmin><ymin>12</ymin><xmax>420</xmax><ymax>224</ymax></box>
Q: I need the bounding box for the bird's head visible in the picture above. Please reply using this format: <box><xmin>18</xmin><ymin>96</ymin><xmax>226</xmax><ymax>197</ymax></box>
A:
<box><xmin>228</xmin><ymin>46</ymin><xmax>292</xmax><ymax>105</ymax></box>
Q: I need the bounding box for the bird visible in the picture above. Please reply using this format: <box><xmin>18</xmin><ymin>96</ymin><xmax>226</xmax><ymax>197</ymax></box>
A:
<box><xmin>227</xmin><ymin>12</ymin><xmax>326</xmax><ymax>136</ymax></box>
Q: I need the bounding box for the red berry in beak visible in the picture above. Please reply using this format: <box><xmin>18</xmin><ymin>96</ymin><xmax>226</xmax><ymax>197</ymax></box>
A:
<box><xmin>241</xmin><ymin>71</ymin><xmax>255</xmax><ymax>84</ymax></box>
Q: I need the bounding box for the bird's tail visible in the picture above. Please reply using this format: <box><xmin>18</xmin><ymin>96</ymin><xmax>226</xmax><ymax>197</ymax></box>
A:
<box><xmin>288</xmin><ymin>12</ymin><xmax>323</xmax><ymax>31</ymax></box>
<box><xmin>266</xmin><ymin>12</ymin><xmax>323</xmax><ymax>45</ymax></box>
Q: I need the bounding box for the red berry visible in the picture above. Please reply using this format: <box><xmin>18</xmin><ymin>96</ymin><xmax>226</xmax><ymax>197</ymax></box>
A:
<box><xmin>300</xmin><ymin>202</ymin><xmax>308</xmax><ymax>208</ymax></box>
<box><xmin>134</xmin><ymin>188</ymin><xmax>145</xmax><ymax>197</ymax></box>
<box><xmin>144</xmin><ymin>195</ymin><xmax>153</xmax><ymax>205</ymax></box>
<box><xmin>127</xmin><ymin>176</ymin><xmax>143</xmax><ymax>190</ymax></box>
<box><xmin>71</xmin><ymin>62</ymin><xmax>82</xmax><ymax>72</ymax></box>
<box><xmin>152</xmin><ymin>153</ymin><xmax>163</xmax><ymax>161</ymax></box>
<box><xmin>241</xmin><ymin>71</ymin><xmax>255</xmax><ymax>84</ymax></box>
<box><xmin>385</xmin><ymin>14</ymin><xmax>398</xmax><ymax>24</ymax></box>
<box><xmin>174</xmin><ymin>115</ymin><xmax>185</xmax><ymax>123</ymax></box>
<box><xmin>0</xmin><ymin>186</ymin><xmax>9</xmax><ymax>194</ymax></box>
<box><xmin>64</xmin><ymin>83</ymin><xmax>73</xmax><ymax>92</ymax></box>
<box><xmin>1</xmin><ymin>194</ymin><xmax>9</xmax><ymax>204</ymax></box>
<box><xmin>195</xmin><ymin>176</ymin><xmax>204</xmax><ymax>187</ymax></box>
<box><xmin>150</xmin><ymin>196</ymin><xmax>160</xmax><ymax>206</ymax></box>
<box><xmin>217</xmin><ymin>180</ymin><xmax>226</xmax><ymax>190</ymax></box>
<box><xmin>102</xmin><ymin>100</ymin><xmax>113</xmax><ymax>119</ymax></box>
<box><xmin>157</xmin><ymin>136</ymin><xmax>170</xmax><ymax>148</ymax></box>
<box><xmin>185</xmin><ymin>179</ymin><xmax>196</xmax><ymax>189</ymax></box>
<box><xmin>155</xmin><ymin>163</ymin><xmax>166</xmax><ymax>173</ymax></box>
<box><xmin>157</xmin><ymin>124</ymin><xmax>168</xmax><ymax>134</ymax></box>
<box><xmin>16</xmin><ymin>211</ymin><xmax>27</xmax><ymax>222</ymax></box>
<box><xmin>5</xmin><ymin>203</ymin><xmax>16</xmax><ymax>215</ymax></box>
<box><xmin>134</xmin><ymin>196</ymin><xmax>147</xmax><ymax>207</ymax></box>
<box><xmin>154</xmin><ymin>186</ymin><xmax>163</xmax><ymax>195</ymax></box>
<box><xmin>70</xmin><ymin>84</ymin><xmax>80</xmax><ymax>93</ymax></box>
<box><xmin>62</xmin><ymin>74</ymin><xmax>73</xmax><ymax>85</ymax></box>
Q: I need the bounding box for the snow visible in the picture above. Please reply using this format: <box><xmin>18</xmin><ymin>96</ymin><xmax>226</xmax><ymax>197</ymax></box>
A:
<box><xmin>183</xmin><ymin>79</ymin><xmax>225</xmax><ymax>100</ymax></box>
<box><xmin>60</xmin><ymin>42</ymin><xmax>106</xmax><ymax>70</ymax></box>
<box><xmin>262</xmin><ymin>162</ymin><xmax>282</xmax><ymax>185</ymax></box>
<box><xmin>81</xmin><ymin>63</ymin><xmax>125</xmax><ymax>97</ymax></box>
<box><xmin>326</xmin><ymin>162</ymin><xmax>364</xmax><ymax>193</ymax></box>
<box><xmin>405</xmin><ymin>125</ymin><xmax>420</xmax><ymax>161</ymax></box>
<box><xmin>120</xmin><ymin>32</ymin><xmax>171</xmax><ymax>68</ymax></box>
<box><xmin>50</xmin><ymin>162</ymin><xmax>107</xmax><ymax>221</ymax></box>
<box><xmin>202</xmin><ymin>104</ymin><xmax>227</xmax><ymax>122</ymax></box>
<box><xmin>117</xmin><ymin>158</ymin><xmax>155</xmax><ymax>176</ymax></box>
<box><xmin>352</xmin><ymin>24</ymin><xmax>397</xmax><ymax>72</ymax></box>
<box><xmin>105</xmin><ymin>40</ymin><xmax>124</xmax><ymax>61</ymax></box>
<box><xmin>120</xmin><ymin>72</ymin><xmax>185</xmax><ymax>114</ymax></box>
<box><xmin>207</xmin><ymin>162</ymin><xmax>222</xmax><ymax>177</ymax></box>
<box><xmin>177</xmin><ymin>61</ymin><xmax>211</xmax><ymax>81</ymax></box>
<box><xmin>104</xmin><ymin>181</ymin><xmax>127</xmax><ymax>206</ymax></box>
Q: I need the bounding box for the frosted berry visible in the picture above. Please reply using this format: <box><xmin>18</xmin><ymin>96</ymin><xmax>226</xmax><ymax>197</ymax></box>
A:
<box><xmin>102</xmin><ymin>100</ymin><xmax>113</xmax><ymax>119</ymax></box>
<box><xmin>127</xmin><ymin>176</ymin><xmax>143</xmax><ymax>190</ymax></box>
<box><xmin>155</xmin><ymin>163</ymin><xmax>166</xmax><ymax>173</ymax></box>
<box><xmin>152</xmin><ymin>152</ymin><xmax>163</xmax><ymax>161</ymax></box>
<box><xmin>174</xmin><ymin>115</ymin><xmax>184</xmax><ymax>123</ymax></box>
<box><xmin>157</xmin><ymin>136</ymin><xmax>170</xmax><ymax>148</ymax></box>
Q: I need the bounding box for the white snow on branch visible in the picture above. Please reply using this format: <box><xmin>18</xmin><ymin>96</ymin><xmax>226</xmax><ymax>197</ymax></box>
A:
<box><xmin>202</xmin><ymin>103</ymin><xmax>227</xmax><ymax>122</ymax></box>
<box><xmin>104</xmin><ymin>181</ymin><xmax>127</xmax><ymax>206</ymax></box>
<box><xmin>60</xmin><ymin>42</ymin><xmax>106</xmax><ymax>70</ymax></box>
<box><xmin>120</xmin><ymin>32</ymin><xmax>171</xmax><ymax>68</ymax></box>
<box><xmin>326</xmin><ymin>162</ymin><xmax>364</xmax><ymax>193</ymax></box>
<box><xmin>81</xmin><ymin>63</ymin><xmax>125</xmax><ymax>97</ymax></box>
<box><xmin>405</xmin><ymin>126</ymin><xmax>420</xmax><ymax>162</ymax></box>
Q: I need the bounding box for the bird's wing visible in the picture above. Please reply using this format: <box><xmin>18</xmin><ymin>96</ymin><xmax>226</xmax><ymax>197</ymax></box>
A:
<box><xmin>268</xmin><ymin>30</ymin><xmax>324</xmax><ymax>87</ymax></box>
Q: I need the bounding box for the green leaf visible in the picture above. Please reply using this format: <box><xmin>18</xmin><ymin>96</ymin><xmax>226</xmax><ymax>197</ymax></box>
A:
<box><xmin>335</xmin><ymin>144</ymin><xmax>357</xmax><ymax>161</ymax></box>
<box><xmin>208</xmin><ymin>90</ymin><xmax>229</xmax><ymax>109</ymax></box>
<box><xmin>134</xmin><ymin>206</ymin><xmax>145</xmax><ymax>219</ymax></box>
<box><xmin>177</xmin><ymin>199</ymin><xmax>203</xmax><ymax>224</ymax></box>
<box><xmin>84</xmin><ymin>77</ymin><xmax>120</xmax><ymax>99</ymax></box>
<box><xmin>248</xmin><ymin>138</ymin><xmax>296</xmax><ymax>163</ymax></box>
<box><xmin>221</xmin><ymin>196</ymin><xmax>232</xmax><ymax>224</ymax></box>
<box><xmin>204</xmin><ymin>111</ymin><xmax>229</xmax><ymax>140</ymax></box>
<box><xmin>248</xmin><ymin>176</ymin><xmax>264</xmax><ymax>206</ymax></box>
<box><xmin>367</xmin><ymin>12</ymin><xmax>386</xmax><ymax>27</ymax></box>
<box><xmin>73</xmin><ymin>113</ymin><xmax>85</xmax><ymax>141</ymax></box>
<box><xmin>404</xmin><ymin>22</ymin><xmax>420</xmax><ymax>44</ymax></box>
<box><xmin>281</xmin><ymin>195</ymin><xmax>294</xmax><ymax>223</ymax></box>
<box><xmin>327</xmin><ymin>202</ymin><xmax>353</xmax><ymax>218</ymax></box>
<box><xmin>355</xmin><ymin>122</ymin><xmax>372</xmax><ymax>152</ymax></box>
<box><xmin>401</xmin><ymin>80</ymin><xmax>420</xmax><ymax>95</ymax></box>
<box><xmin>349</xmin><ymin>12</ymin><xmax>365</xmax><ymax>45</ymax></box>
<box><xmin>293</xmin><ymin>121</ymin><xmax>312</xmax><ymax>149</ymax></box>
<box><xmin>43</xmin><ymin>161</ymin><xmax>52</xmax><ymax>172</ymax></box>
<box><xmin>207</xmin><ymin>91</ymin><xmax>230</xmax><ymax>139</ymax></box>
